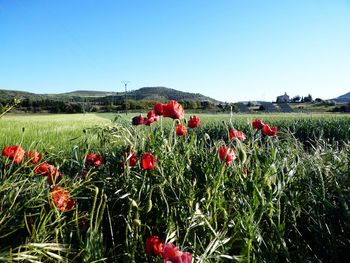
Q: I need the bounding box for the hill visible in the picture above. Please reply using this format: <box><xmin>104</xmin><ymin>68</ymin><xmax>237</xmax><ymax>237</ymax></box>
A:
<box><xmin>0</xmin><ymin>89</ymin><xmax>42</xmax><ymax>100</ymax></box>
<box><xmin>57</xmin><ymin>90</ymin><xmax>117</xmax><ymax>97</ymax></box>
<box><xmin>0</xmin><ymin>87</ymin><xmax>219</xmax><ymax>103</ymax></box>
<box><xmin>127</xmin><ymin>87</ymin><xmax>218</xmax><ymax>102</ymax></box>
<box><xmin>333</xmin><ymin>91</ymin><xmax>350</xmax><ymax>103</ymax></box>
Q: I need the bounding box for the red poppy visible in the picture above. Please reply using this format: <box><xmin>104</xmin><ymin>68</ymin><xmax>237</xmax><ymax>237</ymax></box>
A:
<box><xmin>229</xmin><ymin>128</ymin><xmax>246</xmax><ymax>141</ymax></box>
<box><xmin>85</xmin><ymin>154</ymin><xmax>103</xmax><ymax>168</ymax></box>
<box><xmin>128</xmin><ymin>153</ymin><xmax>138</xmax><ymax>167</ymax></box>
<box><xmin>34</xmin><ymin>162</ymin><xmax>57</xmax><ymax>177</ymax></box>
<box><xmin>162</xmin><ymin>243</ymin><xmax>192</xmax><ymax>263</ymax></box>
<box><xmin>132</xmin><ymin>115</ymin><xmax>146</xmax><ymax>125</ymax></box>
<box><xmin>147</xmin><ymin>110</ymin><xmax>157</xmax><ymax>119</ymax></box>
<box><xmin>262</xmin><ymin>124</ymin><xmax>277</xmax><ymax>136</ymax></box>
<box><xmin>153</xmin><ymin>102</ymin><xmax>164</xmax><ymax>116</ymax></box>
<box><xmin>187</xmin><ymin>115</ymin><xmax>201</xmax><ymax>128</ymax></box>
<box><xmin>145</xmin><ymin>235</ymin><xmax>165</xmax><ymax>257</ymax></box>
<box><xmin>252</xmin><ymin>119</ymin><xmax>265</xmax><ymax>130</ymax></box>
<box><xmin>2</xmin><ymin>145</ymin><xmax>25</xmax><ymax>164</ymax></box>
<box><xmin>34</xmin><ymin>162</ymin><xmax>61</xmax><ymax>185</ymax></box>
<box><xmin>162</xmin><ymin>100</ymin><xmax>185</xmax><ymax>120</ymax></box>
<box><xmin>218</xmin><ymin>145</ymin><xmax>236</xmax><ymax>166</ymax></box>
<box><xmin>50</xmin><ymin>186</ymin><xmax>75</xmax><ymax>212</ymax></box>
<box><xmin>146</xmin><ymin>111</ymin><xmax>159</xmax><ymax>126</ymax></box>
<box><xmin>141</xmin><ymin>152</ymin><xmax>157</xmax><ymax>170</ymax></box>
<box><xmin>26</xmin><ymin>151</ymin><xmax>42</xmax><ymax>164</ymax></box>
<box><xmin>175</xmin><ymin>124</ymin><xmax>187</xmax><ymax>136</ymax></box>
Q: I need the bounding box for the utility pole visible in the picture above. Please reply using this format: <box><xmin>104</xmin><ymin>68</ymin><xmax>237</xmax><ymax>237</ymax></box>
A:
<box><xmin>121</xmin><ymin>81</ymin><xmax>130</xmax><ymax>115</ymax></box>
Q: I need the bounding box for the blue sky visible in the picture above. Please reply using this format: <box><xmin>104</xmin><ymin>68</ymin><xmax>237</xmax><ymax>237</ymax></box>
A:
<box><xmin>0</xmin><ymin>0</ymin><xmax>349</xmax><ymax>102</ymax></box>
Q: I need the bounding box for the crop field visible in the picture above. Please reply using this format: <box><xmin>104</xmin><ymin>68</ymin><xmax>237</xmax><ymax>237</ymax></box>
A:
<box><xmin>2</xmin><ymin>112</ymin><xmax>350</xmax><ymax>149</ymax></box>
<box><xmin>1</xmin><ymin>108</ymin><xmax>350</xmax><ymax>262</ymax></box>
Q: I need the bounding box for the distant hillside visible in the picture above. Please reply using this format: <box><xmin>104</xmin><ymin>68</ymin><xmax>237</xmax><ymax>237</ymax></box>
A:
<box><xmin>0</xmin><ymin>87</ymin><xmax>219</xmax><ymax>103</ymax></box>
<box><xmin>0</xmin><ymin>89</ymin><xmax>40</xmax><ymax>99</ymax></box>
<box><xmin>333</xmin><ymin>91</ymin><xmax>350</xmax><ymax>103</ymax></box>
<box><xmin>57</xmin><ymin>90</ymin><xmax>117</xmax><ymax>97</ymax></box>
<box><xmin>127</xmin><ymin>87</ymin><xmax>218</xmax><ymax>102</ymax></box>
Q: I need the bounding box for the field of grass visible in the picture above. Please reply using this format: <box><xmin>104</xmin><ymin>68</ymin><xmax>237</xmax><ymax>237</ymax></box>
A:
<box><xmin>0</xmin><ymin>113</ymin><xmax>114</xmax><ymax>151</ymax></box>
<box><xmin>2</xmin><ymin>112</ymin><xmax>350</xmax><ymax>149</ymax></box>
<box><xmin>1</xmin><ymin>111</ymin><xmax>350</xmax><ymax>262</ymax></box>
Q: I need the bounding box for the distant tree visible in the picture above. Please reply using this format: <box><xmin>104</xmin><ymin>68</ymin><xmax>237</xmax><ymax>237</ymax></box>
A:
<box><xmin>180</xmin><ymin>100</ymin><xmax>193</xmax><ymax>109</ymax></box>
<box><xmin>217</xmin><ymin>103</ymin><xmax>225</xmax><ymax>111</ymax></box>
<box><xmin>188</xmin><ymin>100</ymin><xmax>199</xmax><ymax>110</ymax></box>
<box><xmin>65</xmin><ymin>103</ymin><xmax>84</xmax><ymax>113</ymax></box>
<box><xmin>304</xmin><ymin>94</ymin><xmax>313</xmax><ymax>103</ymax></box>
<box><xmin>201</xmin><ymin>101</ymin><xmax>215</xmax><ymax>110</ymax></box>
<box><xmin>292</xmin><ymin>95</ymin><xmax>301</xmax><ymax>103</ymax></box>
<box><xmin>91</xmin><ymin>106</ymin><xmax>99</xmax><ymax>112</ymax></box>
<box><xmin>258</xmin><ymin>105</ymin><xmax>265</xmax><ymax>111</ymax></box>
<box><xmin>247</xmin><ymin>101</ymin><xmax>257</xmax><ymax>107</ymax></box>
<box><xmin>315</xmin><ymin>98</ymin><xmax>323</xmax><ymax>103</ymax></box>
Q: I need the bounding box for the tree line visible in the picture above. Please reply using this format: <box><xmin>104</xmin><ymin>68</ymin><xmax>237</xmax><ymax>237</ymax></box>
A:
<box><xmin>0</xmin><ymin>98</ymin><xmax>237</xmax><ymax>114</ymax></box>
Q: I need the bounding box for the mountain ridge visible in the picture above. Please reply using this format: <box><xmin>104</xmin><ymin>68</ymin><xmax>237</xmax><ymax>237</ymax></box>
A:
<box><xmin>0</xmin><ymin>87</ymin><xmax>219</xmax><ymax>103</ymax></box>
<box><xmin>332</xmin><ymin>91</ymin><xmax>350</xmax><ymax>103</ymax></box>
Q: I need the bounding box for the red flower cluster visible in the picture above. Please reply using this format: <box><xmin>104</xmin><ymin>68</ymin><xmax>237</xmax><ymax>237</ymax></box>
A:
<box><xmin>145</xmin><ymin>236</ymin><xmax>192</xmax><ymax>263</ymax></box>
<box><xmin>188</xmin><ymin>115</ymin><xmax>200</xmax><ymax>128</ymax></box>
<box><xmin>132</xmin><ymin>100</ymin><xmax>185</xmax><ymax>126</ymax></box>
<box><xmin>176</xmin><ymin>124</ymin><xmax>187</xmax><ymax>137</ymax></box>
<box><xmin>131</xmin><ymin>102</ymin><xmax>202</xmax><ymax>139</ymax></box>
<box><xmin>2</xmin><ymin>146</ymin><xmax>44</xmax><ymax>166</ymax></box>
<box><xmin>85</xmin><ymin>153</ymin><xmax>103</xmax><ymax>168</ymax></box>
<box><xmin>1</xmin><ymin>145</ymin><xmax>74</xmax><ymax>211</ymax></box>
<box><xmin>50</xmin><ymin>186</ymin><xmax>75</xmax><ymax>212</ymax></box>
<box><xmin>141</xmin><ymin>152</ymin><xmax>157</xmax><ymax>170</ymax></box>
<box><xmin>229</xmin><ymin>128</ymin><xmax>246</xmax><ymax>141</ymax></box>
<box><xmin>120</xmin><ymin>150</ymin><xmax>157</xmax><ymax>170</ymax></box>
<box><xmin>252</xmin><ymin>119</ymin><xmax>277</xmax><ymax>136</ymax></box>
<box><xmin>218</xmin><ymin>145</ymin><xmax>236</xmax><ymax>166</ymax></box>
<box><xmin>2</xmin><ymin>145</ymin><xmax>25</xmax><ymax>164</ymax></box>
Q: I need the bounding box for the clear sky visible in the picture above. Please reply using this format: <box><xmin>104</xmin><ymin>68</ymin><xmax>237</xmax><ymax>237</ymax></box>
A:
<box><xmin>0</xmin><ymin>0</ymin><xmax>349</xmax><ymax>102</ymax></box>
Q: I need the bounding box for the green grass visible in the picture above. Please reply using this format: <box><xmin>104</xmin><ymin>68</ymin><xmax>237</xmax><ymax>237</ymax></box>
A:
<box><xmin>0</xmin><ymin>113</ymin><xmax>114</xmax><ymax>151</ymax></box>
<box><xmin>1</xmin><ymin>112</ymin><xmax>350</xmax><ymax>262</ymax></box>
<box><xmin>2</xmin><ymin>112</ymin><xmax>350</xmax><ymax>149</ymax></box>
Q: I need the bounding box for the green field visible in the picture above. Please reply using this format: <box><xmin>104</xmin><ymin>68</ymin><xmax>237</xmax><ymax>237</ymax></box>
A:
<box><xmin>2</xmin><ymin>112</ymin><xmax>350</xmax><ymax>149</ymax></box>
<box><xmin>1</xmin><ymin>112</ymin><xmax>350</xmax><ymax>262</ymax></box>
<box><xmin>0</xmin><ymin>113</ymin><xmax>114</xmax><ymax>151</ymax></box>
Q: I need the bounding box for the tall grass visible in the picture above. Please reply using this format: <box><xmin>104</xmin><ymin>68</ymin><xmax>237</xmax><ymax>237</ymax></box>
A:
<box><xmin>0</xmin><ymin>113</ymin><xmax>112</xmax><ymax>151</ymax></box>
<box><xmin>0</xmin><ymin>113</ymin><xmax>350</xmax><ymax>262</ymax></box>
